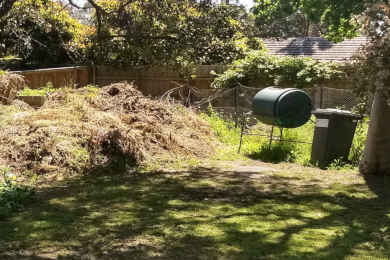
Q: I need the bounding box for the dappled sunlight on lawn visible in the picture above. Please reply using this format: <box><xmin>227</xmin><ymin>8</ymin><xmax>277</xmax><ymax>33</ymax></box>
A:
<box><xmin>0</xmin><ymin>165</ymin><xmax>390</xmax><ymax>259</ymax></box>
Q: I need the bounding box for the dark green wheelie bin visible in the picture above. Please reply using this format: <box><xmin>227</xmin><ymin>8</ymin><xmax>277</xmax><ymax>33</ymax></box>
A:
<box><xmin>311</xmin><ymin>109</ymin><xmax>362</xmax><ymax>168</ymax></box>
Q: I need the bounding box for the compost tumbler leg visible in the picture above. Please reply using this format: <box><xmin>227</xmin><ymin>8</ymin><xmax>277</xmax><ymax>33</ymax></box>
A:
<box><xmin>269</xmin><ymin>126</ymin><xmax>274</xmax><ymax>149</ymax></box>
<box><xmin>280</xmin><ymin>128</ymin><xmax>284</xmax><ymax>142</ymax></box>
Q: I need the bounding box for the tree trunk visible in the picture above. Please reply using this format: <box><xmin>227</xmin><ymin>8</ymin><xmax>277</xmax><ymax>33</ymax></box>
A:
<box><xmin>359</xmin><ymin>89</ymin><xmax>390</xmax><ymax>175</ymax></box>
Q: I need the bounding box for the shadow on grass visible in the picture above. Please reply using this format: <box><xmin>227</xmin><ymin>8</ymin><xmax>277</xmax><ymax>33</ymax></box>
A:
<box><xmin>247</xmin><ymin>142</ymin><xmax>296</xmax><ymax>163</ymax></box>
<box><xmin>0</xmin><ymin>165</ymin><xmax>390</xmax><ymax>260</ymax></box>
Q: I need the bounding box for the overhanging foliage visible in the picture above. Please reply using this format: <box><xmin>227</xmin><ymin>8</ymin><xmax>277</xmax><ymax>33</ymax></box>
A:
<box><xmin>85</xmin><ymin>0</ymin><xmax>263</xmax><ymax>67</ymax></box>
<box><xmin>212</xmin><ymin>50</ymin><xmax>346</xmax><ymax>89</ymax></box>
<box><xmin>0</xmin><ymin>0</ymin><xmax>90</xmax><ymax>68</ymax></box>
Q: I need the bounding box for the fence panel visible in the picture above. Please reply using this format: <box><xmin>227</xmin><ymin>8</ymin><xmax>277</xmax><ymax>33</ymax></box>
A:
<box><xmin>95</xmin><ymin>65</ymin><xmax>228</xmax><ymax>97</ymax></box>
<box><xmin>14</xmin><ymin>66</ymin><xmax>91</xmax><ymax>89</ymax></box>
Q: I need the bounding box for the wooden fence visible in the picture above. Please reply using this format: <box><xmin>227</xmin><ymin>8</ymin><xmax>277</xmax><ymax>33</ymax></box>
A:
<box><xmin>14</xmin><ymin>66</ymin><xmax>91</xmax><ymax>89</ymax></box>
<box><xmin>94</xmin><ymin>65</ymin><xmax>228</xmax><ymax>96</ymax></box>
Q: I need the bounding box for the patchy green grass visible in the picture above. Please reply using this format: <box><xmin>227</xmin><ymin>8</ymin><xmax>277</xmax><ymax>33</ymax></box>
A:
<box><xmin>1</xmin><ymin>163</ymin><xmax>390</xmax><ymax>260</ymax></box>
<box><xmin>17</xmin><ymin>83</ymin><xmax>55</xmax><ymax>97</ymax></box>
<box><xmin>17</xmin><ymin>83</ymin><xmax>99</xmax><ymax>97</ymax></box>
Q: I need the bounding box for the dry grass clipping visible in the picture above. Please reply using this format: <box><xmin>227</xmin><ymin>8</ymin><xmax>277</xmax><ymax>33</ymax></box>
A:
<box><xmin>0</xmin><ymin>82</ymin><xmax>214</xmax><ymax>176</ymax></box>
<box><xmin>0</xmin><ymin>71</ymin><xmax>25</xmax><ymax>104</ymax></box>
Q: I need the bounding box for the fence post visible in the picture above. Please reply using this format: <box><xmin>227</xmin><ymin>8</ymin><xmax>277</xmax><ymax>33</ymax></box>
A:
<box><xmin>320</xmin><ymin>86</ymin><xmax>324</xmax><ymax>109</ymax></box>
<box><xmin>234</xmin><ymin>86</ymin><xmax>238</xmax><ymax>127</ymax></box>
<box><xmin>238</xmin><ymin>115</ymin><xmax>246</xmax><ymax>154</ymax></box>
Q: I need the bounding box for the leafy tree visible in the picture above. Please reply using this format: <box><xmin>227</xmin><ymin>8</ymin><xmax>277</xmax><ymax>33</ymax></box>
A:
<box><xmin>0</xmin><ymin>0</ymin><xmax>90</xmax><ymax>68</ymax></box>
<box><xmin>2</xmin><ymin>0</ymin><xmax>262</xmax><ymax>68</ymax></box>
<box><xmin>252</xmin><ymin>0</ymin><xmax>365</xmax><ymax>42</ymax></box>
<box><xmin>80</xmin><ymin>0</ymin><xmax>263</xmax><ymax>67</ymax></box>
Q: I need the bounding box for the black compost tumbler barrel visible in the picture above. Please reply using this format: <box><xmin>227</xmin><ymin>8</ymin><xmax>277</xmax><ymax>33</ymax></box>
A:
<box><xmin>252</xmin><ymin>87</ymin><xmax>312</xmax><ymax>128</ymax></box>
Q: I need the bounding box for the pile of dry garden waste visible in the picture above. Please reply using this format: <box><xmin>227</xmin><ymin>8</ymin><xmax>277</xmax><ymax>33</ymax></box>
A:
<box><xmin>0</xmin><ymin>72</ymin><xmax>214</xmax><ymax>178</ymax></box>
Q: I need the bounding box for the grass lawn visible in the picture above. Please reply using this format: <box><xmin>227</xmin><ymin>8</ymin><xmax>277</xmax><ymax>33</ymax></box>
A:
<box><xmin>1</xmin><ymin>161</ymin><xmax>390</xmax><ymax>260</ymax></box>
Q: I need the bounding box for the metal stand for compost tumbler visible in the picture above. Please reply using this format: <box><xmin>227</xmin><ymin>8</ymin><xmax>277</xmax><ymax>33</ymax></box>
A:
<box><xmin>237</xmin><ymin>114</ymin><xmax>309</xmax><ymax>154</ymax></box>
<box><xmin>237</xmin><ymin>114</ymin><xmax>285</xmax><ymax>154</ymax></box>
<box><xmin>268</xmin><ymin>126</ymin><xmax>284</xmax><ymax>149</ymax></box>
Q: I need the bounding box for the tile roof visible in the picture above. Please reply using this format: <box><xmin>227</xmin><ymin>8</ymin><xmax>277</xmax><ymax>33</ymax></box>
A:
<box><xmin>262</xmin><ymin>36</ymin><xmax>368</xmax><ymax>62</ymax></box>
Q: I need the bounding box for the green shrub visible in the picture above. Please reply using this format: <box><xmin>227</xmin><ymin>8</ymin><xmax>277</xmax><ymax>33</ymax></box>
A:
<box><xmin>0</xmin><ymin>168</ymin><xmax>35</xmax><ymax>218</ymax></box>
<box><xmin>17</xmin><ymin>82</ymin><xmax>55</xmax><ymax>96</ymax></box>
<box><xmin>249</xmin><ymin>141</ymin><xmax>297</xmax><ymax>163</ymax></box>
<box><xmin>211</xmin><ymin>50</ymin><xmax>345</xmax><ymax>89</ymax></box>
<box><xmin>328</xmin><ymin>157</ymin><xmax>355</xmax><ymax>171</ymax></box>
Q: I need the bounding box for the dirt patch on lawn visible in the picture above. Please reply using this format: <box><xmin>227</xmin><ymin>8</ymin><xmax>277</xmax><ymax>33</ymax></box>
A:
<box><xmin>0</xmin><ymin>82</ymin><xmax>215</xmax><ymax>176</ymax></box>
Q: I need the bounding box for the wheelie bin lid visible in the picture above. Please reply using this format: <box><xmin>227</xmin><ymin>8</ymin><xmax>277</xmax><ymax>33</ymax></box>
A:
<box><xmin>312</xmin><ymin>109</ymin><xmax>363</xmax><ymax>119</ymax></box>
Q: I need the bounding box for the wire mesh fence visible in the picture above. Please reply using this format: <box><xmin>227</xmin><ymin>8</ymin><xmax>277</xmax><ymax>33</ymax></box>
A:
<box><xmin>190</xmin><ymin>84</ymin><xmax>360</xmax><ymax>124</ymax></box>
<box><xmin>310</xmin><ymin>87</ymin><xmax>360</xmax><ymax>111</ymax></box>
<box><xmin>162</xmin><ymin>81</ymin><xmax>360</xmax><ymax>113</ymax></box>
<box><xmin>161</xmin><ymin>82</ymin><xmax>361</xmax><ymax>129</ymax></box>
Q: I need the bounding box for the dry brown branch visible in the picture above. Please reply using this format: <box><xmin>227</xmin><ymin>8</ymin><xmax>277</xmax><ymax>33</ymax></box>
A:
<box><xmin>0</xmin><ymin>71</ymin><xmax>25</xmax><ymax>104</ymax></box>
